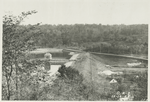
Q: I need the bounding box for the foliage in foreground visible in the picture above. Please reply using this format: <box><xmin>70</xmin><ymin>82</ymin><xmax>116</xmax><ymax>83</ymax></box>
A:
<box><xmin>106</xmin><ymin>71</ymin><xmax>148</xmax><ymax>101</ymax></box>
<box><xmin>2</xmin><ymin>11</ymin><xmax>41</xmax><ymax>100</ymax></box>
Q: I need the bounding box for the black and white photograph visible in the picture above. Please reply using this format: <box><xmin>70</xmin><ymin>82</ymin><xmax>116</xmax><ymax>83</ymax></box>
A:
<box><xmin>2</xmin><ymin>0</ymin><xmax>148</xmax><ymax>101</ymax></box>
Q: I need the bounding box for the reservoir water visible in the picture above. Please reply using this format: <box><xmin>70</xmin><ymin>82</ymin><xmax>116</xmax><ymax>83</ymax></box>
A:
<box><xmin>27</xmin><ymin>48</ymin><xmax>72</xmax><ymax>65</ymax></box>
<box><xmin>28</xmin><ymin>48</ymin><xmax>147</xmax><ymax>67</ymax></box>
<box><xmin>93</xmin><ymin>53</ymin><xmax>148</xmax><ymax>68</ymax></box>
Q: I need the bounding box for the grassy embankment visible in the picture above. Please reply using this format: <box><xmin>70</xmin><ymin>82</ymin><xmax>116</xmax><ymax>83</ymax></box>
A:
<box><xmin>72</xmin><ymin>53</ymin><xmax>112</xmax><ymax>100</ymax></box>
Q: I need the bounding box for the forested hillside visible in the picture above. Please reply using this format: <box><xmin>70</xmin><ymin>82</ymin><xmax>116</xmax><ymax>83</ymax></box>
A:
<box><xmin>23</xmin><ymin>24</ymin><xmax>148</xmax><ymax>55</ymax></box>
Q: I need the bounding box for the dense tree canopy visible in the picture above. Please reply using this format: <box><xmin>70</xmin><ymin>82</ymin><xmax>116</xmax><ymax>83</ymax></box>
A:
<box><xmin>23</xmin><ymin>24</ymin><xmax>148</xmax><ymax>55</ymax></box>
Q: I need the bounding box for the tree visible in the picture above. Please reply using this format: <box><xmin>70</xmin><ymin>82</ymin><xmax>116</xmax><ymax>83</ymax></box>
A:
<box><xmin>2</xmin><ymin>11</ymin><xmax>40</xmax><ymax>100</ymax></box>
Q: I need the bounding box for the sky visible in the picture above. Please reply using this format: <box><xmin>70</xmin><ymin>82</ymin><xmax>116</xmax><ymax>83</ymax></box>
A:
<box><xmin>2</xmin><ymin>0</ymin><xmax>149</xmax><ymax>25</ymax></box>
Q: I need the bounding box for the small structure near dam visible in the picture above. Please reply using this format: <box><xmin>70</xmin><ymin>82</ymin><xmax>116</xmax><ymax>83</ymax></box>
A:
<box><xmin>44</xmin><ymin>53</ymin><xmax>52</xmax><ymax>71</ymax></box>
<box><xmin>31</xmin><ymin>51</ymin><xmax>80</xmax><ymax>84</ymax></box>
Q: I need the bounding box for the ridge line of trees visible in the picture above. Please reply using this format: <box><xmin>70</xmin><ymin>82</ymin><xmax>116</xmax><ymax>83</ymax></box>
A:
<box><xmin>24</xmin><ymin>24</ymin><xmax>148</xmax><ymax>55</ymax></box>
